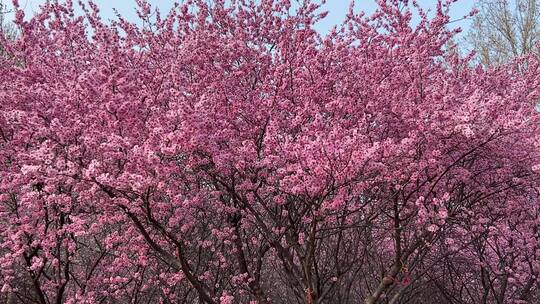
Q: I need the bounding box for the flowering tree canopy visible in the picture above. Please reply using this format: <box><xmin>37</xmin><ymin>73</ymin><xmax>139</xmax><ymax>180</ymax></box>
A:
<box><xmin>1</xmin><ymin>0</ymin><xmax>540</xmax><ymax>303</ymax></box>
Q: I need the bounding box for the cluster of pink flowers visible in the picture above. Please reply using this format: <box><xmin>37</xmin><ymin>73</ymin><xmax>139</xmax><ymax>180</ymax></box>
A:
<box><xmin>0</xmin><ymin>0</ymin><xmax>539</xmax><ymax>303</ymax></box>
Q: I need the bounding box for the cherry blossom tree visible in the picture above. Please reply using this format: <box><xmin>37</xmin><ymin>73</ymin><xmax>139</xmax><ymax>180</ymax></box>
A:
<box><xmin>0</xmin><ymin>0</ymin><xmax>539</xmax><ymax>303</ymax></box>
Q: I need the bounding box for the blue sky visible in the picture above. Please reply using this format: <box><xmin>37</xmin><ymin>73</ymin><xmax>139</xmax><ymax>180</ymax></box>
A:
<box><xmin>5</xmin><ymin>0</ymin><xmax>477</xmax><ymax>36</ymax></box>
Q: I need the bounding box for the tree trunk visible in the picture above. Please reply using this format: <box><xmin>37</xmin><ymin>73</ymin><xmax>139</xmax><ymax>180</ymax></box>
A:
<box><xmin>364</xmin><ymin>264</ymin><xmax>400</xmax><ymax>304</ymax></box>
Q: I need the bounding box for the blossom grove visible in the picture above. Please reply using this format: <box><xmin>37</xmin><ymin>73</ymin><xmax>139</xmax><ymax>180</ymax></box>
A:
<box><xmin>1</xmin><ymin>0</ymin><xmax>540</xmax><ymax>303</ymax></box>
